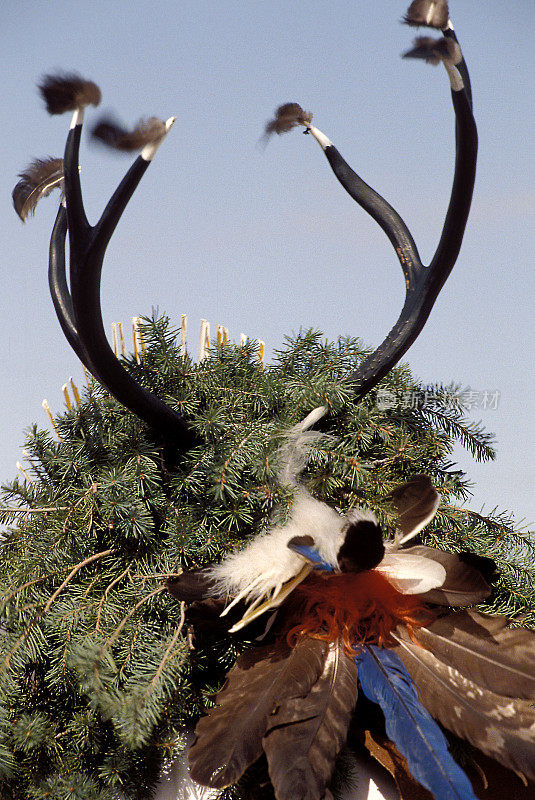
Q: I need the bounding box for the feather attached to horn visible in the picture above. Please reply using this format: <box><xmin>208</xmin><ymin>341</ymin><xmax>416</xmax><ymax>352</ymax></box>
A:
<box><xmin>12</xmin><ymin>157</ymin><xmax>64</xmax><ymax>221</ymax></box>
<box><xmin>91</xmin><ymin>115</ymin><xmax>168</xmax><ymax>152</ymax></box>
<box><xmin>403</xmin><ymin>0</ymin><xmax>450</xmax><ymax>30</ymax></box>
<box><xmin>403</xmin><ymin>36</ymin><xmax>462</xmax><ymax>66</ymax></box>
<box><xmin>264</xmin><ymin>103</ymin><xmax>313</xmax><ymax>138</ymax></box>
<box><xmin>38</xmin><ymin>72</ymin><xmax>101</xmax><ymax>114</ymax></box>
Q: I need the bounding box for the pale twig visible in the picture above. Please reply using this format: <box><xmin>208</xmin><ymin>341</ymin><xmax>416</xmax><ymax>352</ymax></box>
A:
<box><xmin>102</xmin><ymin>586</ymin><xmax>167</xmax><ymax>654</ymax></box>
<box><xmin>95</xmin><ymin>565</ymin><xmax>131</xmax><ymax>633</ymax></box>
<box><xmin>147</xmin><ymin>602</ymin><xmax>186</xmax><ymax>692</ymax></box>
<box><xmin>43</xmin><ymin>548</ymin><xmax>116</xmax><ymax>613</ymax></box>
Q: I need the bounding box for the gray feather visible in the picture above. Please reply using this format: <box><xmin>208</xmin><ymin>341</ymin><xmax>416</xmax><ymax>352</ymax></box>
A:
<box><xmin>12</xmin><ymin>157</ymin><xmax>64</xmax><ymax>221</ymax></box>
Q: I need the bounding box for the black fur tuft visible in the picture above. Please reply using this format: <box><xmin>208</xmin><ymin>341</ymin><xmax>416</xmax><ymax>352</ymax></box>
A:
<box><xmin>337</xmin><ymin>521</ymin><xmax>385</xmax><ymax>573</ymax></box>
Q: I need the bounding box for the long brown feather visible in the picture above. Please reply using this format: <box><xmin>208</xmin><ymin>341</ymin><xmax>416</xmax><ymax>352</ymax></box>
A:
<box><xmin>39</xmin><ymin>72</ymin><xmax>101</xmax><ymax>114</ymax></box>
<box><xmin>189</xmin><ymin>638</ymin><xmax>327</xmax><ymax>788</ymax></box>
<box><xmin>12</xmin><ymin>157</ymin><xmax>64</xmax><ymax>221</ymax></box>
<box><xmin>91</xmin><ymin>116</ymin><xmax>167</xmax><ymax>151</ymax></box>
<box><xmin>264</xmin><ymin>103</ymin><xmax>313</xmax><ymax>137</ymax></box>
<box><xmin>402</xmin><ymin>545</ymin><xmax>491</xmax><ymax>606</ymax></box>
<box><xmin>262</xmin><ymin>641</ymin><xmax>358</xmax><ymax>800</ymax></box>
<box><xmin>392</xmin><ymin>630</ymin><xmax>535</xmax><ymax>779</ymax></box>
<box><xmin>405</xmin><ymin>609</ymin><xmax>535</xmax><ymax>699</ymax></box>
<box><xmin>403</xmin><ymin>0</ymin><xmax>450</xmax><ymax>29</ymax></box>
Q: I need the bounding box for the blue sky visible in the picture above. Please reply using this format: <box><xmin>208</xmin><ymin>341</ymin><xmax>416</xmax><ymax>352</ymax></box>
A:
<box><xmin>1</xmin><ymin>0</ymin><xmax>534</xmax><ymax>524</ymax></box>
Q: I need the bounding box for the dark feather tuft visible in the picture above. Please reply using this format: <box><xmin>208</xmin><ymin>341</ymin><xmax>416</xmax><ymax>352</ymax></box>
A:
<box><xmin>264</xmin><ymin>102</ymin><xmax>313</xmax><ymax>137</ymax></box>
<box><xmin>403</xmin><ymin>36</ymin><xmax>461</xmax><ymax>65</ymax></box>
<box><xmin>403</xmin><ymin>0</ymin><xmax>449</xmax><ymax>29</ymax></box>
<box><xmin>91</xmin><ymin>115</ymin><xmax>167</xmax><ymax>152</ymax></box>
<box><xmin>12</xmin><ymin>157</ymin><xmax>64</xmax><ymax>222</ymax></box>
<box><xmin>38</xmin><ymin>72</ymin><xmax>101</xmax><ymax>114</ymax></box>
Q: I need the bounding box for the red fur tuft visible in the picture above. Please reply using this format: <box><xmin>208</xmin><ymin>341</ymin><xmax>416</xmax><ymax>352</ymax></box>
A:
<box><xmin>282</xmin><ymin>571</ymin><xmax>433</xmax><ymax>655</ymax></box>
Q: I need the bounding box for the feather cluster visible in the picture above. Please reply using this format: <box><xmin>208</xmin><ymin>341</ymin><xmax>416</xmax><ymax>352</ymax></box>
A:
<box><xmin>168</xmin><ymin>409</ymin><xmax>535</xmax><ymax>799</ymax></box>
<box><xmin>403</xmin><ymin>0</ymin><xmax>450</xmax><ymax>29</ymax></box>
<box><xmin>265</xmin><ymin>103</ymin><xmax>313</xmax><ymax>137</ymax></box>
<box><xmin>38</xmin><ymin>72</ymin><xmax>101</xmax><ymax>114</ymax></box>
<box><xmin>403</xmin><ymin>36</ymin><xmax>461</xmax><ymax>66</ymax></box>
<box><xmin>393</xmin><ymin>611</ymin><xmax>535</xmax><ymax>781</ymax></box>
<box><xmin>189</xmin><ymin>637</ymin><xmax>358</xmax><ymax>800</ymax></box>
<box><xmin>90</xmin><ymin>116</ymin><xmax>167</xmax><ymax>152</ymax></box>
<box><xmin>12</xmin><ymin>157</ymin><xmax>64</xmax><ymax>221</ymax></box>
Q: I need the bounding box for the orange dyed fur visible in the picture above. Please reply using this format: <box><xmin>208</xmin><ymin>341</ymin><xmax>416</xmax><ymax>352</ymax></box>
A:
<box><xmin>283</xmin><ymin>571</ymin><xmax>433</xmax><ymax>655</ymax></box>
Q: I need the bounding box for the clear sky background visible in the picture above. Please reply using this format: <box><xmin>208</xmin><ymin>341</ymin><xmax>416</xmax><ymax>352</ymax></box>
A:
<box><xmin>1</xmin><ymin>1</ymin><xmax>534</xmax><ymax>525</ymax></box>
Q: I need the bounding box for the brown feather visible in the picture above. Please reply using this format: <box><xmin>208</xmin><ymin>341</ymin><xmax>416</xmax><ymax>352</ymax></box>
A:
<box><xmin>265</xmin><ymin>103</ymin><xmax>313</xmax><ymax>137</ymax></box>
<box><xmin>389</xmin><ymin>475</ymin><xmax>439</xmax><ymax>542</ymax></box>
<box><xmin>91</xmin><ymin>116</ymin><xmax>167</xmax><ymax>151</ymax></box>
<box><xmin>403</xmin><ymin>0</ymin><xmax>450</xmax><ymax>29</ymax></box>
<box><xmin>262</xmin><ymin>641</ymin><xmax>358</xmax><ymax>800</ymax></box>
<box><xmin>189</xmin><ymin>637</ymin><xmax>328</xmax><ymax>788</ymax></box>
<box><xmin>402</xmin><ymin>545</ymin><xmax>491</xmax><ymax>606</ymax></box>
<box><xmin>402</xmin><ymin>36</ymin><xmax>461</xmax><ymax>66</ymax></box>
<box><xmin>407</xmin><ymin>609</ymin><xmax>535</xmax><ymax>699</ymax></box>
<box><xmin>12</xmin><ymin>157</ymin><xmax>64</xmax><ymax>221</ymax></box>
<box><xmin>39</xmin><ymin>72</ymin><xmax>101</xmax><ymax>114</ymax></box>
<box><xmin>365</xmin><ymin>731</ymin><xmax>435</xmax><ymax>800</ymax></box>
<box><xmin>392</xmin><ymin>629</ymin><xmax>535</xmax><ymax>779</ymax></box>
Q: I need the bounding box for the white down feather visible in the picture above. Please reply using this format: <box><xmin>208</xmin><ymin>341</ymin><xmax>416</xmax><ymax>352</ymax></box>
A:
<box><xmin>209</xmin><ymin>490</ymin><xmax>348</xmax><ymax>602</ymax></box>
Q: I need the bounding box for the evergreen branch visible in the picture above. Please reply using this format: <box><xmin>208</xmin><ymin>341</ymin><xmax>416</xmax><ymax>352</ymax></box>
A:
<box><xmin>147</xmin><ymin>602</ymin><xmax>186</xmax><ymax>693</ymax></box>
<box><xmin>101</xmin><ymin>585</ymin><xmax>167</xmax><ymax>655</ymax></box>
<box><xmin>43</xmin><ymin>548</ymin><xmax>116</xmax><ymax>613</ymax></box>
<box><xmin>219</xmin><ymin>429</ymin><xmax>257</xmax><ymax>490</ymax></box>
<box><xmin>95</xmin><ymin>565</ymin><xmax>132</xmax><ymax>633</ymax></box>
<box><xmin>1</xmin><ymin>548</ymin><xmax>115</xmax><ymax>671</ymax></box>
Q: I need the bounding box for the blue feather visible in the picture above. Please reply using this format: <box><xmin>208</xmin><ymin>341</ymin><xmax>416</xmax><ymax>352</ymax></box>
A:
<box><xmin>354</xmin><ymin>645</ymin><xmax>477</xmax><ymax>800</ymax></box>
<box><xmin>286</xmin><ymin>540</ymin><xmax>334</xmax><ymax>572</ymax></box>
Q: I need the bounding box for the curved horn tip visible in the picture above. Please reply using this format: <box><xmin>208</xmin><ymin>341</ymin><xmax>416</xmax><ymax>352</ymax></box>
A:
<box><xmin>141</xmin><ymin>118</ymin><xmax>175</xmax><ymax>161</ymax></box>
<box><xmin>307</xmin><ymin>125</ymin><xmax>332</xmax><ymax>152</ymax></box>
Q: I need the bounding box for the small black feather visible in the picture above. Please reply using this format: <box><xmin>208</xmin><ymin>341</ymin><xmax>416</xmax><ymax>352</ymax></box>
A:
<box><xmin>264</xmin><ymin>103</ymin><xmax>313</xmax><ymax>137</ymax></box>
<box><xmin>337</xmin><ymin>521</ymin><xmax>385</xmax><ymax>573</ymax></box>
<box><xmin>39</xmin><ymin>72</ymin><xmax>101</xmax><ymax>115</ymax></box>
<box><xmin>403</xmin><ymin>0</ymin><xmax>449</xmax><ymax>29</ymax></box>
<box><xmin>403</xmin><ymin>36</ymin><xmax>461</xmax><ymax>65</ymax></box>
<box><xmin>12</xmin><ymin>157</ymin><xmax>64</xmax><ymax>222</ymax></box>
<box><xmin>91</xmin><ymin>115</ymin><xmax>167</xmax><ymax>152</ymax></box>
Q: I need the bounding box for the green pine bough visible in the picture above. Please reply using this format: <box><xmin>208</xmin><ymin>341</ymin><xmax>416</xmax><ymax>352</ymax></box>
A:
<box><xmin>0</xmin><ymin>317</ymin><xmax>533</xmax><ymax>799</ymax></box>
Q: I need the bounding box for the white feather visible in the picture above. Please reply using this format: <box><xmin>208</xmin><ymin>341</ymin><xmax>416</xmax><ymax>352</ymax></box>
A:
<box><xmin>375</xmin><ymin>553</ymin><xmax>446</xmax><ymax>594</ymax></box>
<box><xmin>209</xmin><ymin>489</ymin><xmax>346</xmax><ymax>602</ymax></box>
<box><xmin>276</xmin><ymin>405</ymin><xmax>328</xmax><ymax>488</ymax></box>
